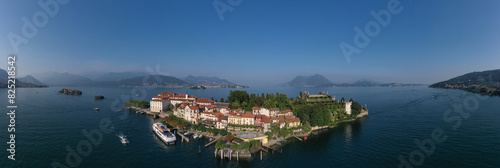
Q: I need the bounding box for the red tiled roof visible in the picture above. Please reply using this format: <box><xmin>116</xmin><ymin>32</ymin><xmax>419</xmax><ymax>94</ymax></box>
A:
<box><xmin>197</xmin><ymin>98</ymin><xmax>214</xmax><ymax>103</ymax></box>
<box><xmin>270</xmin><ymin>108</ymin><xmax>279</xmax><ymax>111</ymax></box>
<box><xmin>241</xmin><ymin>113</ymin><xmax>255</xmax><ymax>118</ymax></box>
<box><xmin>261</xmin><ymin>117</ymin><xmax>272</xmax><ymax>123</ymax></box>
<box><xmin>252</xmin><ymin>106</ymin><xmax>261</xmax><ymax>110</ymax></box>
<box><xmin>151</xmin><ymin>99</ymin><xmax>170</xmax><ymax>102</ymax></box>
<box><xmin>189</xmin><ymin>106</ymin><xmax>199</xmax><ymax>110</ymax></box>
<box><xmin>214</xmin><ymin>112</ymin><xmax>224</xmax><ymax>118</ymax></box>
<box><xmin>255</xmin><ymin>115</ymin><xmax>266</xmax><ymax>119</ymax></box>
<box><xmin>218</xmin><ymin>116</ymin><xmax>228</xmax><ymax>122</ymax></box>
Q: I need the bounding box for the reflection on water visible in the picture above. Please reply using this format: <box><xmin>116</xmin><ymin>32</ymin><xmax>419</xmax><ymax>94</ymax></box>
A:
<box><xmin>344</xmin><ymin>124</ymin><xmax>353</xmax><ymax>147</ymax></box>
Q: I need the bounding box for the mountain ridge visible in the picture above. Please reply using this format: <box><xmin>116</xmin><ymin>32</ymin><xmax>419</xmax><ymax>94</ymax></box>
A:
<box><xmin>283</xmin><ymin>74</ymin><xmax>334</xmax><ymax>87</ymax></box>
<box><xmin>429</xmin><ymin>69</ymin><xmax>500</xmax><ymax>96</ymax></box>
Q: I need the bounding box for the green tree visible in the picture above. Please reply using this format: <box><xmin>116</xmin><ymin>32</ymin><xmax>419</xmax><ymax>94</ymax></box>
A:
<box><xmin>351</xmin><ymin>101</ymin><xmax>362</xmax><ymax>115</ymax></box>
<box><xmin>241</xmin><ymin>101</ymin><xmax>248</xmax><ymax>108</ymax></box>
<box><xmin>275</xmin><ymin>94</ymin><xmax>290</xmax><ymax>109</ymax></box>
<box><xmin>216</xmin><ymin>140</ymin><xmax>226</xmax><ymax>149</ymax></box>
<box><xmin>242</xmin><ymin>142</ymin><xmax>251</xmax><ymax>151</ymax></box>
<box><xmin>230</xmin><ymin>100</ymin><xmax>240</xmax><ymax>109</ymax></box>
<box><xmin>265</xmin><ymin>132</ymin><xmax>273</xmax><ymax>140</ymax></box>
<box><xmin>218</xmin><ymin>129</ymin><xmax>227</xmax><ymax>136</ymax></box>
<box><xmin>255</xmin><ymin>97</ymin><xmax>265</xmax><ymax>106</ymax></box>
<box><xmin>230</xmin><ymin>144</ymin><xmax>240</xmax><ymax>150</ymax></box>
<box><xmin>228</xmin><ymin>90</ymin><xmax>250</xmax><ymax>104</ymax></box>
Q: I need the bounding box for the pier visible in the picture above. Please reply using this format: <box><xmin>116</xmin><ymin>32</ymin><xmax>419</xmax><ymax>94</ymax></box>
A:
<box><xmin>177</xmin><ymin>132</ymin><xmax>189</xmax><ymax>143</ymax></box>
<box><xmin>293</xmin><ymin>135</ymin><xmax>303</xmax><ymax>142</ymax></box>
<box><xmin>262</xmin><ymin>145</ymin><xmax>282</xmax><ymax>154</ymax></box>
<box><xmin>204</xmin><ymin>137</ymin><xmax>220</xmax><ymax>148</ymax></box>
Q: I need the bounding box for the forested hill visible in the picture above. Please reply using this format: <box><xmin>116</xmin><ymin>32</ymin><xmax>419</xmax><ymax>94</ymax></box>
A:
<box><xmin>429</xmin><ymin>69</ymin><xmax>500</xmax><ymax>96</ymax></box>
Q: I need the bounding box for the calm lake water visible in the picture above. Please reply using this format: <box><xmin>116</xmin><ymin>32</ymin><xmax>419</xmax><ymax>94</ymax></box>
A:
<box><xmin>1</xmin><ymin>86</ymin><xmax>499</xmax><ymax>167</ymax></box>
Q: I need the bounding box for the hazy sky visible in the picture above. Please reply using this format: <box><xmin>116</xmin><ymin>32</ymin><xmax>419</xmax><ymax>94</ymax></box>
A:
<box><xmin>1</xmin><ymin>0</ymin><xmax>499</xmax><ymax>86</ymax></box>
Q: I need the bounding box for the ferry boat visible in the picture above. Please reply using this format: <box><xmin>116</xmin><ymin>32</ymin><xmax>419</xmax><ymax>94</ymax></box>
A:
<box><xmin>152</xmin><ymin>123</ymin><xmax>176</xmax><ymax>145</ymax></box>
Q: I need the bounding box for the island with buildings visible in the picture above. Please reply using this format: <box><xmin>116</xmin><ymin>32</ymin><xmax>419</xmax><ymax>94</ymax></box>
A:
<box><xmin>135</xmin><ymin>90</ymin><xmax>368</xmax><ymax>160</ymax></box>
<box><xmin>58</xmin><ymin>88</ymin><xmax>82</xmax><ymax>95</ymax></box>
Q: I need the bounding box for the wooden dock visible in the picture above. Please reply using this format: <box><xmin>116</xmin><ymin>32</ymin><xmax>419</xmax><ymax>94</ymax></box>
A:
<box><xmin>293</xmin><ymin>135</ymin><xmax>303</xmax><ymax>142</ymax></box>
<box><xmin>262</xmin><ymin>145</ymin><xmax>281</xmax><ymax>154</ymax></box>
<box><xmin>204</xmin><ymin>137</ymin><xmax>220</xmax><ymax>148</ymax></box>
<box><xmin>177</xmin><ymin>132</ymin><xmax>189</xmax><ymax>143</ymax></box>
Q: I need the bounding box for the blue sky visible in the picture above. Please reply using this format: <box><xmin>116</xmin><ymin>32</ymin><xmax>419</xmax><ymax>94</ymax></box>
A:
<box><xmin>1</xmin><ymin>0</ymin><xmax>499</xmax><ymax>86</ymax></box>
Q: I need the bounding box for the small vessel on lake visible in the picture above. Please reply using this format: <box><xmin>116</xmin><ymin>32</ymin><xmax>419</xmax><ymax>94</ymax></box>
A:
<box><xmin>194</xmin><ymin>134</ymin><xmax>203</xmax><ymax>139</ymax></box>
<box><xmin>93</xmin><ymin>108</ymin><xmax>100</xmax><ymax>111</ymax></box>
<box><xmin>119</xmin><ymin>135</ymin><xmax>129</xmax><ymax>144</ymax></box>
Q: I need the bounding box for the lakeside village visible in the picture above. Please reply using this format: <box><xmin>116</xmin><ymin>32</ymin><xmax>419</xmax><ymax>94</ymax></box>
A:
<box><xmin>127</xmin><ymin>90</ymin><xmax>368</xmax><ymax>160</ymax></box>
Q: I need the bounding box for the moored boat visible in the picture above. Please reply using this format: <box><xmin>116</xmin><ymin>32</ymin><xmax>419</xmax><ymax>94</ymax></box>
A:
<box><xmin>152</xmin><ymin>123</ymin><xmax>176</xmax><ymax>145</ymax></box>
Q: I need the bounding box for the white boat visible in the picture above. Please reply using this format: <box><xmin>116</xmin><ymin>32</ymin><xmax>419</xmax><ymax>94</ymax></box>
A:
<box><xmin>193</xmin><ymin>133</ymin><xmax>199</xmax><ymax>139</ymax></box>
<box><xmin>120</xmin><ymin>136</ymin><xmax>129</xmax><ymax>144</ymax></box>
<box><xmin>152</xmin><ymin>123</ymin><xmax>176</xmax><ymax>145</ymax></box>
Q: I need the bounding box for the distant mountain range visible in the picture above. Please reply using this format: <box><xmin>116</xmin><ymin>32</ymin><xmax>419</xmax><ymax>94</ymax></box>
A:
<box><xmin>0</xmin><ymin>69</ymin><xmax>47</xmax><ymax>88</ymax></box>
<box><xmin>283</xmin><ymin>74</ymin><xmax>334</xmax><ymax>87</ymax></box>
<box><xmin>283</xmin><ymin>74</ymin><xmax>423</xmax><ymax>87</ymax></box>
<box><xmin>117</xmin><ymin>75</ymin><xmax>190</xmax><ymax>87</ymax></box>
<box><xmin>18</xmin><ymin>75</ymin><xmax>46</xmax><ymax>86</ymax></box>
<box><xmin>430</xmin><ymin>69</ymin><xmax>500</xmax><ymax>96</ymax></box>
<box><xmin>94</xmin><ymin>71</ymin><xmax>149</xmax><ymax>82</ymax></box>
<box><xmin>33</xmin><ymin>72</ymin><xmax>94</xmax><ymax>86</ymax></box>
<box><xmin>25</xmin><ymin>71</ymin><xmax>247</xmax><ymax>88</ymax></box>
<box><xmin>184</xmin><ymin>75</ymin><xmax>248</xmax><ymax>88</ymax></box>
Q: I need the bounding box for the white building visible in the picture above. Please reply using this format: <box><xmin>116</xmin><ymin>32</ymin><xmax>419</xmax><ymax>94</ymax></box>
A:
<box><xmin>150</xmin><ymin>97</ymin><xmax>170</xmax><ymax>112</ymax></box>
<box><xmin>345</xmin><ymin>101</ymin><xmax>352</xmax><ymax>115</ymax></box>
<box><xmin>216</xmin><ymin>116</ymin><xmax>228</xmax><ymax>129</ymax></box>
